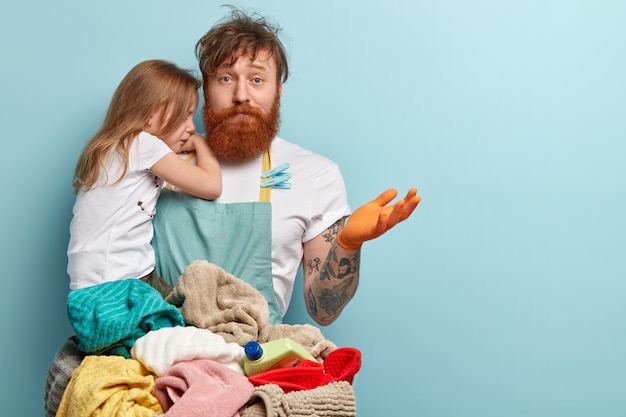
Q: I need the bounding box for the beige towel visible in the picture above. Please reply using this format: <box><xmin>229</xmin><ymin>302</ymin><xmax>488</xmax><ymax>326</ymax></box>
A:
<box><xmin>166</xmin><ymin>260</ymin><xmax>271</xmax><ymax>345</ymax></box>
<box><xmin>166</xmin><ymin>260</ymin><xmax>338</xmax><ymax>361</ymax></box>
<box><xmin>241</xmin><ymin>381</ymin><xmax>356</xmax><ymax>417</ymax></box>
<box><xmin>267</xmin><ymin>324</ymin><xmax>337</xmax><ymax>361</ymax></box>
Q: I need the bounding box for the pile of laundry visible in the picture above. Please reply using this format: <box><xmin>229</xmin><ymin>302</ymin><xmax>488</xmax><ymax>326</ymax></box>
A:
<box><xmin>45</xmin><ymin>260</ymin><xmax>361</xmax><ymax>417</ymax></box>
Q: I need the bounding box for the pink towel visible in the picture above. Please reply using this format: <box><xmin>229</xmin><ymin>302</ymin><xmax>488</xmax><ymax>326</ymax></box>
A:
<box><xmin>155</xmin><ymin>359</ymin><xmax>254</xmax><ymax>417</ymax></box>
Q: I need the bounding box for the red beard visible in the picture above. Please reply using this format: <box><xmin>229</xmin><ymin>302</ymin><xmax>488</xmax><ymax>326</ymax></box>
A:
<box><xmin>203</xmin><ymin>97</ymin><xmax>280</xmax><ymax>162</ymax></box>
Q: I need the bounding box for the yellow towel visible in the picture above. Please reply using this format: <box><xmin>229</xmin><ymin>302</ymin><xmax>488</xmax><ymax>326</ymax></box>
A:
<box><xmin>56</xmin><ymin>355</ymin><xmax>163</xmax><ymax>417</ymax></box>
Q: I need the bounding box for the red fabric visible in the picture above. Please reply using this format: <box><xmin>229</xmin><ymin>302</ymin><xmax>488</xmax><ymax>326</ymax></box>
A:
<box><xmin>247</xmin><ymin>347</ymin><xmax>361</xmax><ymax>392</ymax></box>
<box><xmin>324</xmin><ymin>347</ymin><xmax>362</xmax><ymax>384</ymax></box>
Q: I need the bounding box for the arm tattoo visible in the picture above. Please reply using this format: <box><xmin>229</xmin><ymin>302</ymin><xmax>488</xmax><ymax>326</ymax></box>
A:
<box><xmin>307</xmin><ymin>257</ymin><xmax>321</xmax><ymax>274</ymax></box>
<box><xmin>318</xmin><ymin>245</ymin><xmax>360</xmax><ymax>281</ymax></box>
<box><xmin>306</xmin><ymin>218</ymin><xmax>361</xmax><ymax>322</ymax></box>
<box><xmin>310</xmin><ymin>247</ymin><xmax>360</xmax><ymax>322</ymax></box>
<box><xmin>321</xmin><ymin>219</ymin><xmax>342</xmax><ymax>243</ymax></box>
<box><xmin>317</xmin><ymin>277</ymin><xmax>355</xmax><ymax>324</ymax></box>
<box><xmin>307</xmin><ymin>286</ymin><xmax>318</xmax><ymax>317</ymax></box>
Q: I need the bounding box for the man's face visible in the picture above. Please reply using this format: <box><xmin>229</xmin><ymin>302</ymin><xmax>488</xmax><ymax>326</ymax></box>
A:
<box><xmin>203</xmin><ymin>48</ymin><xmax>283</xmax><ymax>162</ymax></box>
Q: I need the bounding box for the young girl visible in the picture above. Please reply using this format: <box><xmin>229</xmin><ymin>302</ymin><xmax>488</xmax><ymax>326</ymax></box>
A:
<box><xmin>67</xmin><ymin>59</ymin><xmax>222</xmax><ymax>292</ymax></box>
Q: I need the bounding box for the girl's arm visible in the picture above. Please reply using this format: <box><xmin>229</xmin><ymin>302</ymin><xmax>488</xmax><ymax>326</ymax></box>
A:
<box><xmin>150</xmin><ymin>134</ymin><xmax>222</xmax><ymax>200</ymax></box>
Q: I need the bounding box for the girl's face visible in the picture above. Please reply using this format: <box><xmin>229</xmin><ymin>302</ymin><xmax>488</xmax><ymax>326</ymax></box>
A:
<box><xmin>147</xmin><ymin>92</ymin><xmax>199</xmax><ymax>153</ymax></box>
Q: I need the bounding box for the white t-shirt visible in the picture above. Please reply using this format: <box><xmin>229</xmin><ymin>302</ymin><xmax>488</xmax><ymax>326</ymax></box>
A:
<box><xmin>67</xmin><ymin>132</ymin><xmax>173</xmax><ymax>289</ymax></box>
<box><xmin>213</xmin><ymin>137</ymin><xmax>351</xmax><ymax>314</ymax></box>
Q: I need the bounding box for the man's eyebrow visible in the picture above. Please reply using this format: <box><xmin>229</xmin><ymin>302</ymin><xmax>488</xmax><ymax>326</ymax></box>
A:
<box><xmin>216</xmin><ymin>61</ymin><xmax>270</xmax><ymax>72</ymax></box>
<box><xmin>249</xmin><ymin>62</ymin><xmax>270</xmax><ymax>72</ymax></box>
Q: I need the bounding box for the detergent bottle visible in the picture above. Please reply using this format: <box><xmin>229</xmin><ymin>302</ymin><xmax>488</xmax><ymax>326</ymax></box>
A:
<box><xmin>242</xmin><ymin>338</ymin><xmax>318</xmax><ymax>376</ymax></box>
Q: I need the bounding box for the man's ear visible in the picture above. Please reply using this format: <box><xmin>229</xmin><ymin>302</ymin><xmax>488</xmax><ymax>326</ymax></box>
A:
<box><xmin>278</xmin><ymin>83</ymin><xmax>283</xmax><ymax>97</ymax></box>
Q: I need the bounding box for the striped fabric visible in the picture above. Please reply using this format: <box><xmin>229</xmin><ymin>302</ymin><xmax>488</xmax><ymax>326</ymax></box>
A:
<box><xmin>67</xmin><ymin>279</ymin><xmax>184</xmax><ymax>357</ymax></box>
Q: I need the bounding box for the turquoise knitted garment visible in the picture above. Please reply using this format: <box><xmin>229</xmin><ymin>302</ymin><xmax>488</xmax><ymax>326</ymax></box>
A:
<box><xmin>67</xmin><ymin>279</ymin><xmax>184</xmax><ymax>358</ymax></box>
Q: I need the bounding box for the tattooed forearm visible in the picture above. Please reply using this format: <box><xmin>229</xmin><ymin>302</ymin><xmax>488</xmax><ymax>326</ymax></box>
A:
<box><xmin>309</xmin><ymin>247</ymin><xmax>360</xmax><ymax>322</ymax></box>
<box><xmin>304</xmin><ymin>217</ymin><xmax>362</xmax><ymax>324</ymax></box>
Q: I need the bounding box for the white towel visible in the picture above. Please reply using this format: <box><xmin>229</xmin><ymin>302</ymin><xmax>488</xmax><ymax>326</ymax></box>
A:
<box><xmin>131</xmin><ymin>326</ymin><xmax>245</xmax><ymax>376</ymax></box>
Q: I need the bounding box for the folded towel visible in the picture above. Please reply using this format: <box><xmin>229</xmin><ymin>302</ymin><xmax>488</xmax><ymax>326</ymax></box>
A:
<box><xmin>155</xmin><ymin>358</ymin><xmax>254</xmax><ymax>417</ymax></box>
<box><xmin>166</xmin><ymin>260</ymin><xmax>270</xmax><ymax>345</ymax></box>
<box><xmin>131</xmin><ymin>326</ymin><xmax>245</xmax><ymax>376</ymax></box>
<box><xmin>44</xmin><ymin>336</ymin><xmax>86</xmax><ymax>417</ymax></box>
<box><xmin>241</xmin><ymin>381</ymin><xmax>356</xmax><ymax>417</ymax></box>
<box><xmin>67</xmin><ymin>279</ymin><xmax>184</xmax><ymax>357</ymax></box>
<box><xmin>56</xmin><ymin>355</ymin><xmax>163</xmax><ymax>417</ymax></box>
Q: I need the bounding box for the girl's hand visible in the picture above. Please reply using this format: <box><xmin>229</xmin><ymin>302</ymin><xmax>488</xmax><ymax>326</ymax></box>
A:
<box><xmin>181</xmin><ymin>133</ymin><xmax>205</xmax><ymax>154</ymax></box>
<box><xmin>151</xmin><ymin>131</ymin><xmax>221</xmax><ymax>200</ymax></box>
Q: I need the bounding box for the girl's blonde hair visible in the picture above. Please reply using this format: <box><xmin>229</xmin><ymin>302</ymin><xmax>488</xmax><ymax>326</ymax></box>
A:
<box><xmin>73</xmin><ymin>59</ymin><xmax>201</xmax><ymax>193</ymax></box>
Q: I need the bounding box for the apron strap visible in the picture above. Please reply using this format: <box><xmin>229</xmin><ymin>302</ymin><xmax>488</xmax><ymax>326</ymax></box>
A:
<box><xmin>259</xmin><ymin>149</ymin><xmax>271</xmax><ymax>203</ymax></box>
<box><xmin>163</xmin><ymin>152</ymin><xmax>197</xmax><ymax>191</ymax></box>
<box><xmin>170</xmin><ymin>150</ymin><xmax>273</xmax><ymax>202</ymax></box>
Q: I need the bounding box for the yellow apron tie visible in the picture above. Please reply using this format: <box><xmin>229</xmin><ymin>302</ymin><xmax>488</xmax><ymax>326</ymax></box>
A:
<box><xmin>164</xmin><ymin>152</ymin><xmax>197</xmax><ymax>190</ymax></box>
<box><xmin>259</xmin><ymin>149</ymin><xmax>271</xmax><ymax>203</ymax></box>
<box><xmin>166</xmin><ymin>151</ymin><xmax>272</xmax><ymax>202</ymax></box>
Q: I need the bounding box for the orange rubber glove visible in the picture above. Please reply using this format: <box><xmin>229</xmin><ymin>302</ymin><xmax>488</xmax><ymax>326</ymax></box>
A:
<box><xmin>337</xmin><ymin>188</ymin><xmax>421</xmax><ymax>251</ymax></box>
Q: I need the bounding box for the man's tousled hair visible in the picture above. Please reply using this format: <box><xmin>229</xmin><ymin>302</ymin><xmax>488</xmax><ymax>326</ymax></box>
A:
<box><xmin>195</xmin><ymin>6</ymin><xmax>289</xmax><ymax>85</ymax></box>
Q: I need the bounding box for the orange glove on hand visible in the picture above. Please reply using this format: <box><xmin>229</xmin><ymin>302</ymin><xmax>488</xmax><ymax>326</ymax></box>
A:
<box><xmin>337</xmin><ymin>188</ymin><xmax>421</xmax><ymax>251</ymax></box>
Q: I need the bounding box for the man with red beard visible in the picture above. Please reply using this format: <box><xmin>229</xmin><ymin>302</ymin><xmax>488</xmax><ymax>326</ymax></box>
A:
<box><xmin>152</xmin><ymin>7</ymin><xmax>420</xmax><ymax>326</ymax></box>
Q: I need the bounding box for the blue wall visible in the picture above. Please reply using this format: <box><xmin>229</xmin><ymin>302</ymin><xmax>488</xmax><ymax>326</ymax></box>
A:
<box><xmin>2</xmin><ymin>1</ymin><xmax>625</xmax><ymax>415</ymax></box>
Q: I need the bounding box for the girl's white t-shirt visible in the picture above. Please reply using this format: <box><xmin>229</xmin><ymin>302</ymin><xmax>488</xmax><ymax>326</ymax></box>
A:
<box><xmin>67</xmin><ymin>132</ymin><xmax>172</xmax><ymax>289</ymax></box>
